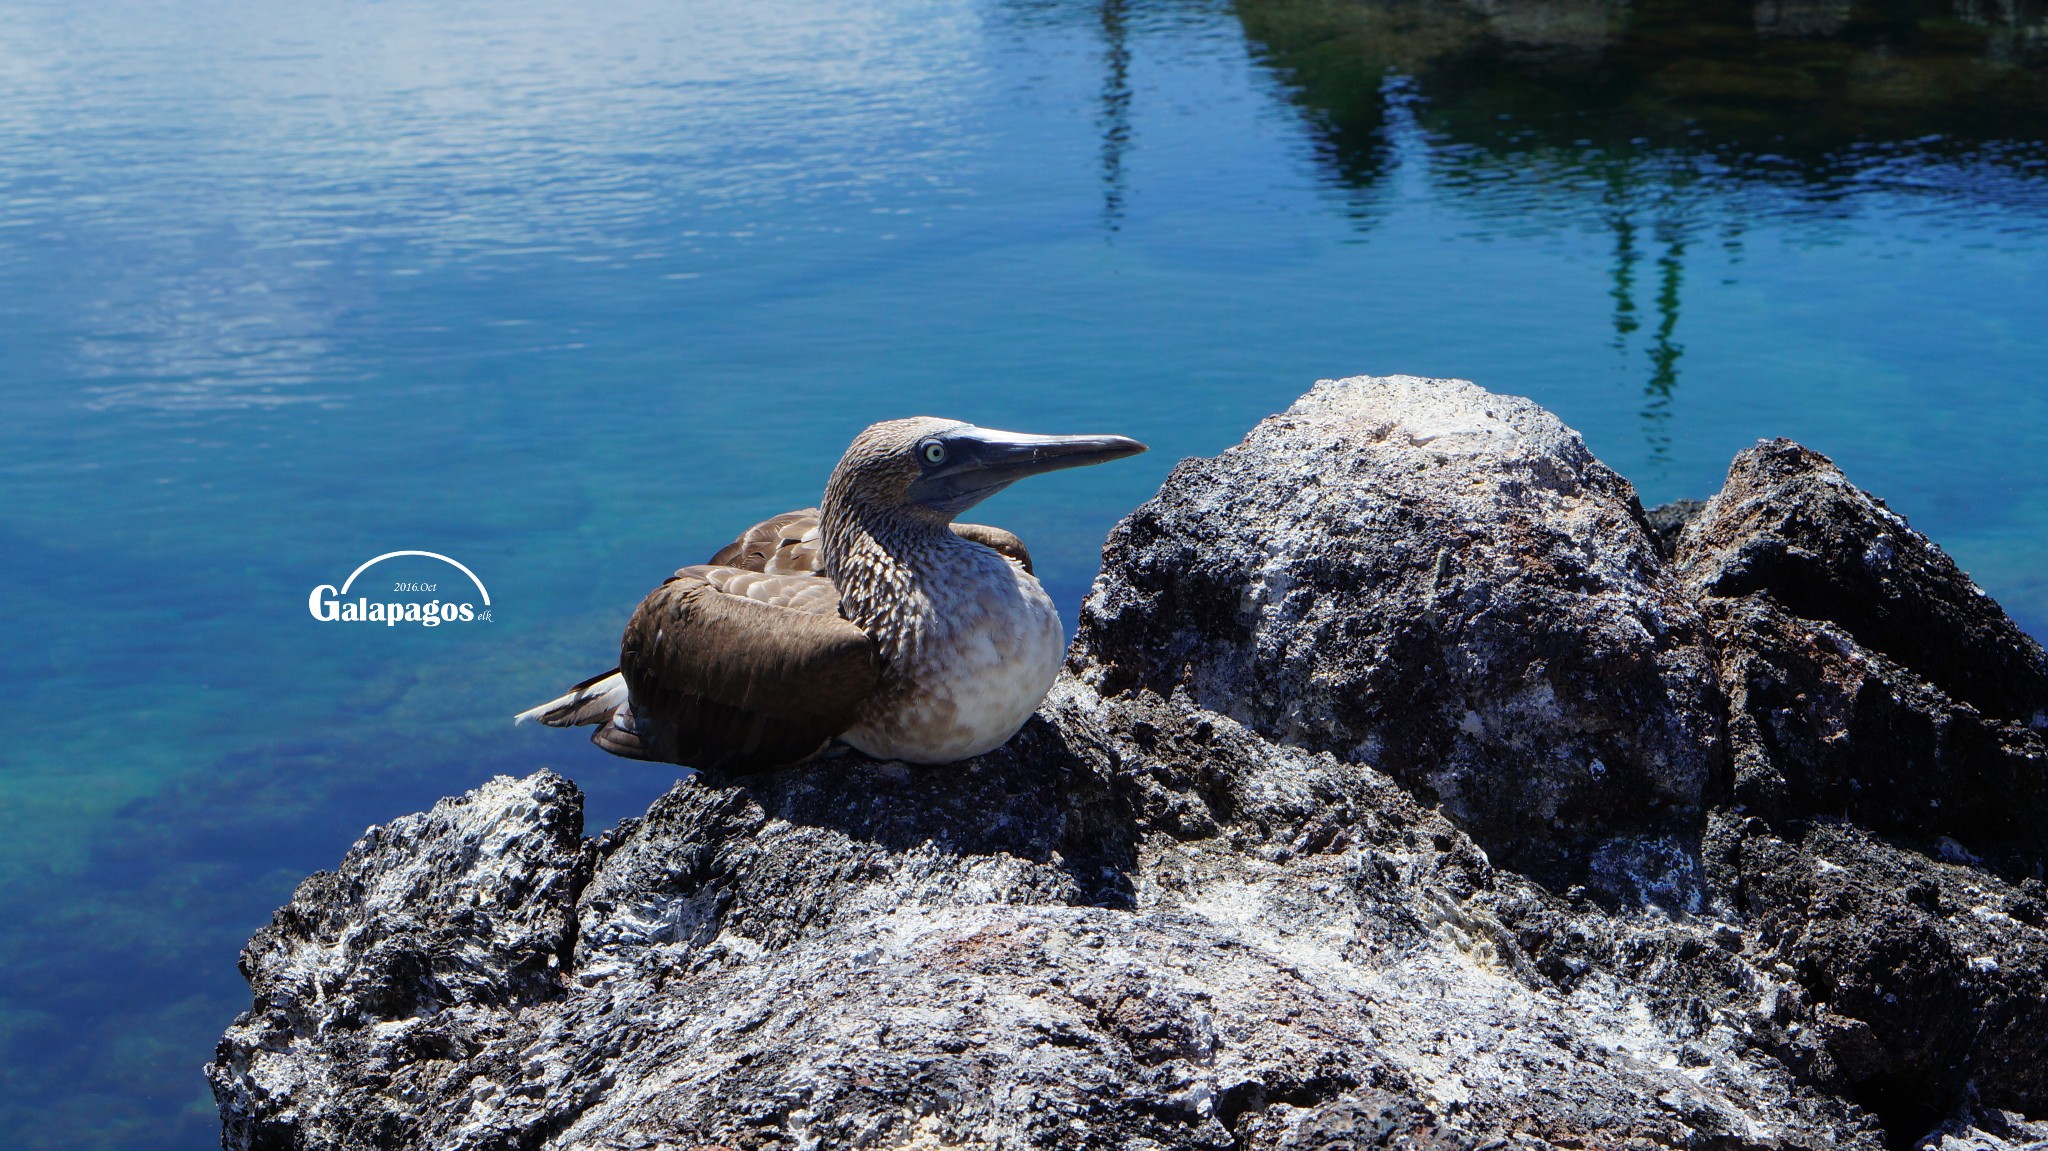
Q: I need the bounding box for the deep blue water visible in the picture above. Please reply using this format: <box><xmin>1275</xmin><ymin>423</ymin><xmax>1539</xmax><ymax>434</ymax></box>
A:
<box><xmin>0</xmin><ymin>0</ymin><xmax>2043</xmax><ymax>1145</ymax></box>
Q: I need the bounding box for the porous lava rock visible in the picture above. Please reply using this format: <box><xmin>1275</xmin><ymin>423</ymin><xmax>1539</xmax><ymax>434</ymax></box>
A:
<box><xmin>211</xmin><ymin>772</ymin><xmax>589</xmax><ymax>1151</ymax></box>
<box><xmin>1673</xmin><ymin>438</ymin><xmax>2048</xmax><ymax>864</ymax></box>
<box><xmin>1672</xmin><ymin>438</ymin><xmax>2048</xmax><ymax>1136</ymax></box>
<box><xmin>1074</xmin><ymin>376</ymin><xmax>1721</xmax><ymax>891</ymax></box>
<box><xmin>211</xmin><ymin>376</ymin><xmax>2048</xmax><ymax>1151</ymax></box>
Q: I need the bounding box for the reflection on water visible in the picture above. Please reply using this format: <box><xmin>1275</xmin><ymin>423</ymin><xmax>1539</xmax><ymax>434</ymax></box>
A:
<box><xmin>1236</xmin><ymin>0</ymin><xmax>2048</xmax><ymax>454</ymax></box>
<box><xmin>1239</xmin><ymin>0</ymin><xmax>2048</xmax><ymax>163</ymax></box>
<box><xmin>1101</xmin><ymin>0</ymin><xmax>1136</xmax><ymax>229</ymax></box>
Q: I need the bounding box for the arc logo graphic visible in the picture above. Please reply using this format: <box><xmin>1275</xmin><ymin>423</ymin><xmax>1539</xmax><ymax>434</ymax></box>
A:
<box><xmin>308</xmin><ymin>551</ymin><xmax>494</xmax><ymax>626</ymax></box>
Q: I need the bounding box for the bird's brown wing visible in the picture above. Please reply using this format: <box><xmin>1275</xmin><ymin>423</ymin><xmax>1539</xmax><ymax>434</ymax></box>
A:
<box><xmin>708</xmin><ymin>509</ymin><xmax>823</xmax><ymax>574</ymax></box>
<box><xmin>597</xmin><ymin>565</ymin><xmax>880</xmax><ymax>773</ymax></box>
<box><xmin>711</xmin><ymin>509</ymin><xmax>1032</xmax><ymax>575</ymax></box>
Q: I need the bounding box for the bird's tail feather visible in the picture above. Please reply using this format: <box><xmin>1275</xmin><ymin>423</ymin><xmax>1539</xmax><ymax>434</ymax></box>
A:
<box><xmin>514</xmin><ymin>669</ymin><xmax>629</xmax><ymax>727</ymax></box>
<box><xmin>590</xmin><ymin>700</ymin><xmax>659</xmax><ymax>760</ymax></box>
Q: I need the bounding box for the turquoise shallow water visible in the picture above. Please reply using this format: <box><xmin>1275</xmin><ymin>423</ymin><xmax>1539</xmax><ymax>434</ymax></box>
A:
<box><xmin>0</xmin><ymin>0</ymin><xmax>2043</xmax><ymax>1144</ymax></box>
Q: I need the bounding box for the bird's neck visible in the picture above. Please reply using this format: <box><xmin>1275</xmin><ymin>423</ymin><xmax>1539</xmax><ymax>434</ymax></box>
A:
<box><xmin>820</xmin><ymin>498</ymin><xmax>958</xmax><ymax>636</ymax></box>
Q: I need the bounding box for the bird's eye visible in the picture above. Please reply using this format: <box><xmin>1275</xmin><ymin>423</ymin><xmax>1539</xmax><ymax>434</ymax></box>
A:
<box><xmin>921</xmin><ymin>441</ymin><xmax>947</xmax><ymax>465</ymax></box>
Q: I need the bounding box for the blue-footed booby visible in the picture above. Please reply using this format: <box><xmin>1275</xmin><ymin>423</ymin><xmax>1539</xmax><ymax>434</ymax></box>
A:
<box><xmin>516</xmin><ymin>418</ymin><xmax>1146</xmax><ymax>772</ymax></box>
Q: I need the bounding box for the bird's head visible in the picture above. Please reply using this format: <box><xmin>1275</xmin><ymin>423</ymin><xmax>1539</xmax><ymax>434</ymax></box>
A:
<box><xmin>824</xmin><ymin>417</ymin><xmax>1147</xmax><ymax>525</ymax></box>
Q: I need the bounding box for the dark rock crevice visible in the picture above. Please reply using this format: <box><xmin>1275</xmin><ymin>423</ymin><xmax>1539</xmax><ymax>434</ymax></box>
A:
<box><xmin>212</xmin><ymin>376</ymin><xmax>2048</xmax><ymax>1151</ymax></box>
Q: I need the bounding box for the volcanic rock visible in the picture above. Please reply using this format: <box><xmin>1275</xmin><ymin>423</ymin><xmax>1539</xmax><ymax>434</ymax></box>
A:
<box><xmin>1673</xmin><ymin>438</ymin><xmax>2048</xmax><ymax>863</ymax></box>
<box><xmin>211</xmin><ymin>376</ymin><xmax>2048</xmax><ymax>1151</ymax></box>
<box><xmin>1072</xmin><ymin>375</ymin><xmax>1721</xmax><ymax>892</ymax></box>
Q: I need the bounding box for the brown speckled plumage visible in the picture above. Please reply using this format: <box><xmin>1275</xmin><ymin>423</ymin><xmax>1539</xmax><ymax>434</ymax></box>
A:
<box><xmin>517</xmin><ymin>416</ymin><xmax>1142</xmax><ymax>773</ymax></box>
<box><xmin>709</xmin><ymin>507</ymin><xmax>1032</xmax><ymax>577</ymax></box>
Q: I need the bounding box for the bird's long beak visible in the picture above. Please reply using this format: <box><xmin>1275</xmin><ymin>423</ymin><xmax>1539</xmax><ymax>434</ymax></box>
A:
<box><xmin>952</xmin><ymin>427</ymin><xmax>1148</xmax><ymax>476</ymax></box>
<box><xmin>909</xmin><ymin>426</ymin><xmax>1148</xmax><ymax>516</ymax></box>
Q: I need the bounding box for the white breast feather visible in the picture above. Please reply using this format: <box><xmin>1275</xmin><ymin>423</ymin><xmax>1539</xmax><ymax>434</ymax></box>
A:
<box><xmin>842</xmin><ymin>545</ymin><xmax>1064</xmax><ymax>764</ymax></box>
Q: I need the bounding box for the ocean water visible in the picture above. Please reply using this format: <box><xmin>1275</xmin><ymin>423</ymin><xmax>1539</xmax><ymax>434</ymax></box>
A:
<box><xmin>0</xmin><ymin>0</ymin><xmax>2042</xmax><ymax>1144</ymax></box>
